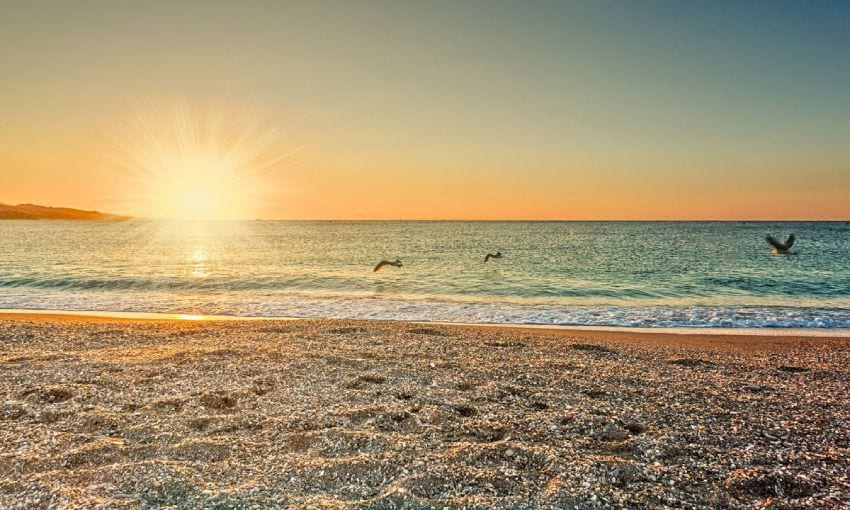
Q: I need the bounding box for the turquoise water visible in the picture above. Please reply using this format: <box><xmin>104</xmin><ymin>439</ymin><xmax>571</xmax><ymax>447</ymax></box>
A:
<box><xmin>1</xmin><ymin>220</ymin><xmax>849</xmax><ymax>327</ymax></box>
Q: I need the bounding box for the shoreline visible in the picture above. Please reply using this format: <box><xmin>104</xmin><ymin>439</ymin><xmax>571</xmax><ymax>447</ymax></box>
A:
<box><xmin>2</xmin><ymin>308</ymin><xmax>850</xmax><ymax>340</ymax></box>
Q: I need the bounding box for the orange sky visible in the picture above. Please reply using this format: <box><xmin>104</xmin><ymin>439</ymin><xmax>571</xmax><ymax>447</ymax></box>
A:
<box><xmin>1</xmin><ymin>2</ymin><xmax>848</xmax><ymax>220</ymax></box>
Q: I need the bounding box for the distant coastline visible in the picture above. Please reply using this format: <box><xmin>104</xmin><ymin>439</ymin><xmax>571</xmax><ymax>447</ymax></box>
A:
<box><xmin>0</xmin><ymin>203</ymin><xmax>130</xmax><ymax>220</ymax></box>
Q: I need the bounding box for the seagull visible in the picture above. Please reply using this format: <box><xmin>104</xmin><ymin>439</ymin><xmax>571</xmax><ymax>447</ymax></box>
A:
<box><xmin>373</xmin><ymin>259</ymin><xmax>402</xmax><ymax>272</ymax></box>
<box><xmin>766</xmin><ymin>233</ymin><xmax>796</xmax><ymax>254</ymax></box>
<box><xmin>484</xmin><ymin>251</ymin><xmax>502</xmax><ymax>262</ymax></box>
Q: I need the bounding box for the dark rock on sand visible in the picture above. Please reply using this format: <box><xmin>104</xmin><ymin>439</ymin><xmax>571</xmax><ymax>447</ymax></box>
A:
<box><xmin>725</xmin><ymin>468</ymin><xmax>815</xmax><ymax>499</ymax></box>
<box><xmin>21</xmin><ymin>386</ymin><xmax>74</xmax><ymax>403</ymax></box>
<box><xmin>597</xmin><ymin>421</ymin><xmax>631</xmax><ymax>442</ymax></box>
<box><xmin>199</xmin><ymin>392</ymin><xmax>237</xmax><ymax>410</ymax></box>
<box><xmin>778</xmin><ymin>365</ymin><xmax>809</xmax><ymax>373</ymax></box>
<box><xmin>622</xmin><ymin>420</ymin><xmax>646</xmax><ymax>435</ymax></box>
<box><xmin>452</xmin><ymin>404</ymin><xmax>477</xmax><ymax>418</ymax></box>
<box><xmin>571</xmin><ymin>343</ymin><xmax>616</xmax><ymax>354</ymax></box>
<box><xmin>671</xmin><ymin>358</ymin><xmax>716</xmax><ymax>368</ymax></box>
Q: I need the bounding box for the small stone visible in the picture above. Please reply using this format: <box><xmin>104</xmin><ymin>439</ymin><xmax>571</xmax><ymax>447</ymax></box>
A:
<box><xmin>623</xmin><ymin>421</ymin><xmax>646</xmax><ymax>435</ymax></box>
<box><xmin>597</xmin><ymin>422</ymin><xmax>630</xmax><ymax>442</ymax></box>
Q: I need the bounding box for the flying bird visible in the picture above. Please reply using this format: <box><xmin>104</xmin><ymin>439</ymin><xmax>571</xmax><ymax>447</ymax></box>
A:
<box><xmin>484</xmin><ymin>251</ymin><xmax>502</xmax><ymax>262</ymax></box>
<box><xmin>766</xmin><ymin>233</ymin><xmax>796</xmax><ymax>254</ymax></box>
<box><xmin>373</xmin><ymin>259</ymin><xmax>402</xmax><ymax>272</ymax></box>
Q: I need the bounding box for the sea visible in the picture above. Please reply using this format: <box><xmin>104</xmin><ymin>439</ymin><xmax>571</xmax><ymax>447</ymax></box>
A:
<box><xmin>1</xmin><ymin>220</ymin><xmax>849</xmax><ymax>328</ymax></box>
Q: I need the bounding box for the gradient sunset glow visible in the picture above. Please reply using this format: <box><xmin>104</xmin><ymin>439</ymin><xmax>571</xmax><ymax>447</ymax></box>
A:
<box><xmin>107</xmin><ymin>101</ymin><xmax>295</xmax><ymax>220</ymax></box>
<box><xmin>1</xmin><ymin>1</ymin><xmax>848</xmax><ymax>220</ymax></box>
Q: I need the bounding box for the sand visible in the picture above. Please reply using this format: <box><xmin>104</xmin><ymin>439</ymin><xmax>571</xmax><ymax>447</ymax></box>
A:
<box><xmin>1</xmin><ymin>315</ymin><xmax>849</xmax><ymax>509</ymax></box>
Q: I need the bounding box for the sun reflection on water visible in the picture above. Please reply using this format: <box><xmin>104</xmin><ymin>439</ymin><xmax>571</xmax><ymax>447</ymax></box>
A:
<box><xmin>190</xmin><ymin>246</ymin><xmax>208</xmax><ymax>278</ymax></box>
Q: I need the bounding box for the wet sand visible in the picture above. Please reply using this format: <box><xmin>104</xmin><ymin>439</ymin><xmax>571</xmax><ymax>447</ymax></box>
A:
<box><xmin>1</xmin><ymin>315</ymin><xmax>848</xmax><ymax>508</ymax></box>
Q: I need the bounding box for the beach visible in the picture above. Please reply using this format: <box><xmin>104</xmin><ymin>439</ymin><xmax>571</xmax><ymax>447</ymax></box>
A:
<box><xmin>1</xmin><ymin>315</ymin><xmax>848</xmax><ymax>509</ymax></box>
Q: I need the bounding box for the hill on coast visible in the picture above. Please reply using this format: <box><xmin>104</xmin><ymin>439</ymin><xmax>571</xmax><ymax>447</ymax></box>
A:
<box><xmin>0</xmin><ymin>203</ymin><xmax>130</xmax><ymax>220</ymax></box>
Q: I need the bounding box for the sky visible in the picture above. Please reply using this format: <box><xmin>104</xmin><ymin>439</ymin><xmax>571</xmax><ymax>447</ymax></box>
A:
<box><xmin>0</xmin><ymin>0</ymin><xmax>848</xmax><ymax>220</ymax></box>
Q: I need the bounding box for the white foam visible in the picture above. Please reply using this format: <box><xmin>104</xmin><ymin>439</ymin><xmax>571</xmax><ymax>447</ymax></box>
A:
<box><xmin>2</xmin><ymin>289</ymin><xmax>849</xmax><ymax>329</ymax></box>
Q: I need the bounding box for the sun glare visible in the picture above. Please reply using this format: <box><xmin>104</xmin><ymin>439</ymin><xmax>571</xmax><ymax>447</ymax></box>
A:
<box><xmin>110</xmin><ymin>100</ymin><xmax>296</xmax><ymax>220</ymax></box>
<box><xmin>152</xmin><ymin>153</ymin><xmax>242</xmax><ymax>220</ymax></box>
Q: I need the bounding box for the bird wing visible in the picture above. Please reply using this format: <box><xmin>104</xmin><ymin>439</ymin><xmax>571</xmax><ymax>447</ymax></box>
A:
<box><xmin>784</xmin><ymin>234</ymin><xmax>795</xmax><ymax>249</ymax></box>
<box><xmin>766</xmin><ymin>235</ymin><xmax>784</xmax><ymax>250</ymax></box>
<box><xmin>484</xmin><ymin>254</ymin><xmax>492</xmax><ymax>262</ymax></box>
<box><xmin>373</xmin><ymin>261</ymin><xmax>388</xmax><ymax>272</ymax></box>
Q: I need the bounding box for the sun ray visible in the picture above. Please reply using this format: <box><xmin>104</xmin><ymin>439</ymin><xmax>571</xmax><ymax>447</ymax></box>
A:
<box><xmin>107</xmin><ymin>99</ymin><xmax>301</xmax><ymax>220</ymax></box>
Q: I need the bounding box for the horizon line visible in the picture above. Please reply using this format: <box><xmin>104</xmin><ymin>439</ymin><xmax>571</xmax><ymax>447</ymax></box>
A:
<box><xmin>127</xmin><ymin>217</ymin><xmax>850</xmax><ymax>222</ymax></box>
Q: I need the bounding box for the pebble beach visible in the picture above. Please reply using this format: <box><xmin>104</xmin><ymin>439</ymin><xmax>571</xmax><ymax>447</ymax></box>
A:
<box><xmin>1</xmin><ymin>315</ymin><xmax>849</xmax><ymax>509</ymax></box>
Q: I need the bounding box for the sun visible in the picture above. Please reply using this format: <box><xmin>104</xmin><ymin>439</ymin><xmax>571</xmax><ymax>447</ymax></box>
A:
<box><xmin>150</xmin><ymin>152</ymin><xmax>244</xmax><ymax>221</ymax></box>
<box><xmin>109</xmin><ymin>100</ymin><xmax>295</xmax><ymax>220</ymax></box>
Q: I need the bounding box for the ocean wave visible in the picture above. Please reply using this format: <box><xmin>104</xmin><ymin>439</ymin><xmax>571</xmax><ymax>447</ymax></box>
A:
<box><xmin>2</xmin><ymin>290</ymin><xmax>849</xmax><ymax>329</ymax></box>
<box><xmin>3</xmin><ymin>274</ymin><xmax>847</xmax><ymax>300</ymax></box>
<box><xmin>701</xmin><ymin>275</ymin><xmax>850</xmax><ymax>296</ymax></box>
